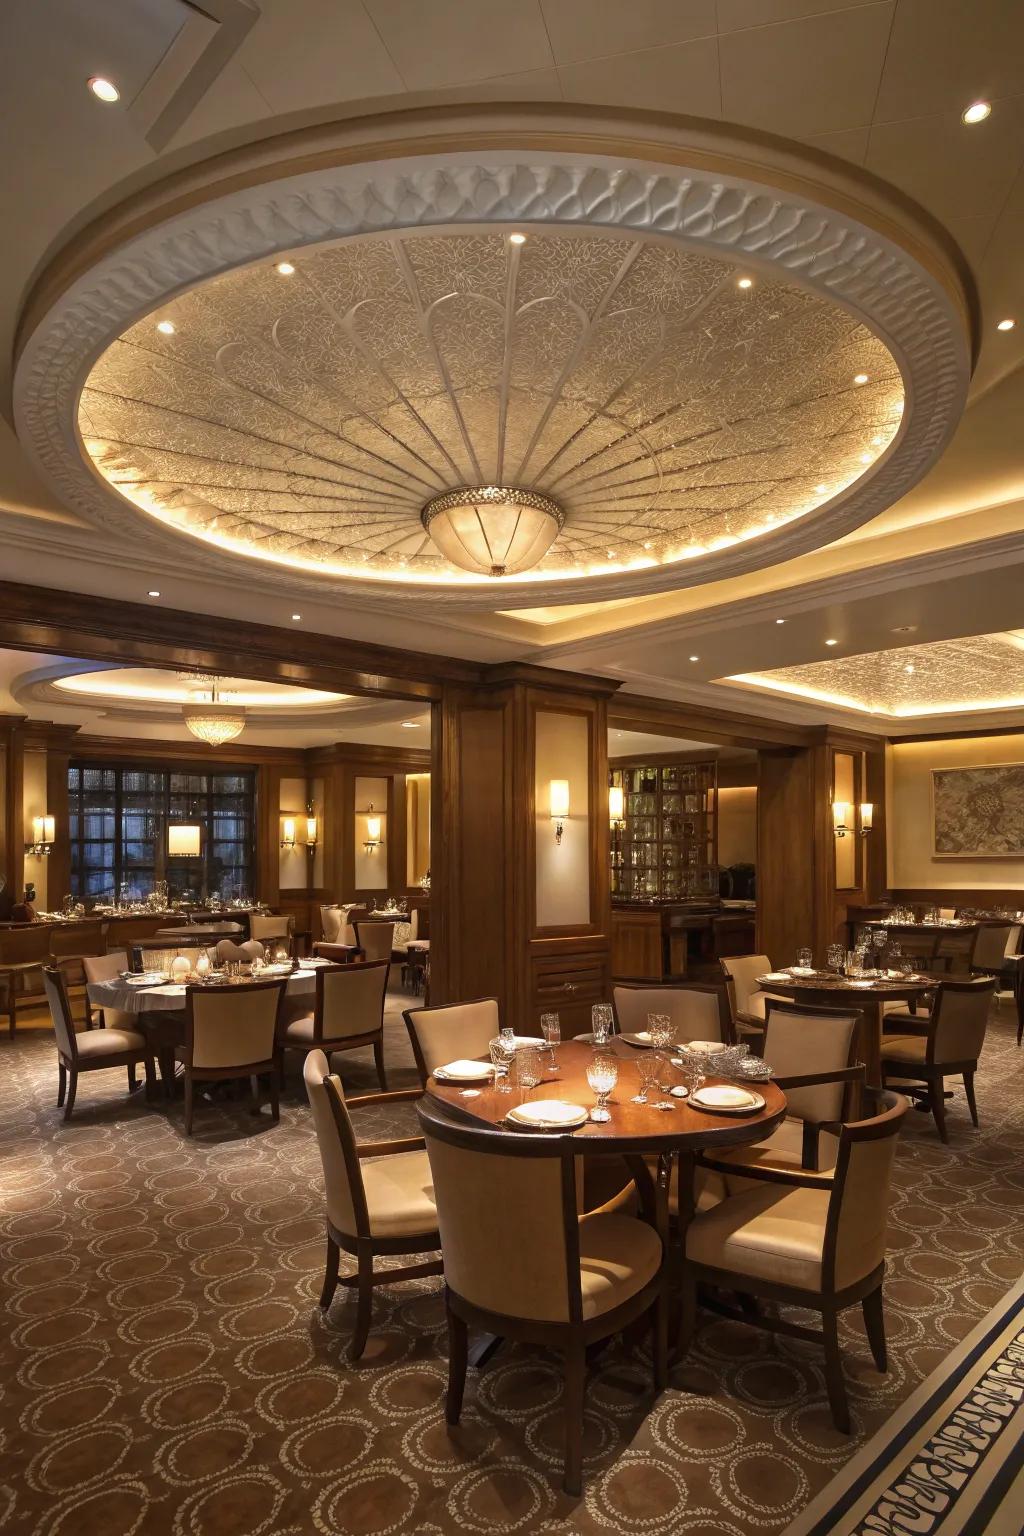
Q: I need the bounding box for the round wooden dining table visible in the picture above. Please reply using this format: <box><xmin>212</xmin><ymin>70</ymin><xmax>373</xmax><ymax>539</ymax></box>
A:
<box><xmin>756</xmin><ymin>970</ymin><xmax>936</xmax><ymax>1086</ymax></box>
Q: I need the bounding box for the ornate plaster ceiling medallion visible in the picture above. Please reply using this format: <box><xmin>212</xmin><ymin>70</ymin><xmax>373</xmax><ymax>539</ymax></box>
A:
<box><xmin>421</xmin><ymin>486</ymin><xmax>564</xmax><ymax>576</ymax></box>
<box><xmin>727</xmin><ymin>631</ymin><xmax>1024</xmax><ymax>719</ymax></box>
<box><xmin>12</xmin><ymin>107</ymin><xmax>973</xmax><ymax>609</ymax></box>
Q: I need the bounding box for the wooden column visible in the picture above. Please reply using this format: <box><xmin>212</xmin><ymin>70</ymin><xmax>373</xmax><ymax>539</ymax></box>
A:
<box><xmin>0</xmin><ymin>716</ymin><xmax>25</xmax><ymax>916</ymax></box>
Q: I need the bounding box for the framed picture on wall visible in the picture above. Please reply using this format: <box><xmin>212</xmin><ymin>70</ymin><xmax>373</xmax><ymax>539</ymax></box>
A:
<box><xmin>931</xmin><ymin>764</ymin><xmax>1024</xmax><ymax>858</ymax></box>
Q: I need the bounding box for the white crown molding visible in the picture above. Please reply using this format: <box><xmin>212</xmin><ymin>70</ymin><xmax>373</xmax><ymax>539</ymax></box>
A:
<box><xmin>13</xmin><ymin>107</ymin><xmax>972</xmax><ymax>612</ymax></box>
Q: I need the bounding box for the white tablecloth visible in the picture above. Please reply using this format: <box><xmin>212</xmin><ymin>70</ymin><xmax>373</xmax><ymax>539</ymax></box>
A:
<box><xmin>87</xmin><ymin>967</ymin><xmax>321</xmax><ymax>1015</ymax></box>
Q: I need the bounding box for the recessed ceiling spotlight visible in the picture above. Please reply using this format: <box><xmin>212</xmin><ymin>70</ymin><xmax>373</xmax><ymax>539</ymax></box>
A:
<box><xmin>156</xmin><ymin>320</ymin><xmax>175</xmax><ymax>335</ymax></box>
<box><xmin>147</xmin><ymin>589</ymin><xmax>161</xmax><ymax>598</ymax></box>
<box><xmin>276</xmin><ymin>261</ymin><xmax>295</xmax><ymax>276</ymax></box>
<box><xmin>88</xmin><ymin>76</ymin><xmax>120</xmax><ymax>102</ymax></box>
<box><xmin>891</xmin><ymin>624</ymin><xmax>917</xmax><ymax>634</ymax></box>
<box><xmin>853</xmin><ymin>373</ymin><xmax>869</xmax><ymax>385</ymax></box>
<box><xmin>825</xmin><ymin>638</ymin><xmax>839</xmax><ymax>646</ymax></box>
<box><xmin>509</xmin><ymin>233</ymin><xmax>526</xmax><ymax>245</ymax></box>
<box><xmin>997</xmin><ymin>318</ymin><xmax>1015</xmax><ymax>331</ymax></box>
<box><xmin>871</xmin><ymin>435</ymin><xmax>884</xmax><ymax>446</ymax></box>
<box><xmin>642</xmin><ymin>540</ymin><xmax>652</xmax><ymax>550</ymax></box>
<box><xmin>689</xmin><ymin>655</ymin><xmax>700</xmax><ymax>662</ymax></box>
<box><xmin>737</xmin><ymin>277</ymin><xmax>753</xmax><ymax>290</ymax></box>
<box><xmin>905</xmin><ymin>664</ymin><xmax>915</xmax><ymax>674</ymax></box>
<box><xmin>775</xmin><ymin>618</ymin><xmax>786</xmax><ymax>625</ymax></box>
<box><xmin>860</xmin><ymin>452</ymin><xmax>873</xmax><ymax>463</ymax></box>
<box><xmin>814</xmin><ymin>483</ymin><xmax>828</xmax><ymax>494</ymax></box>
<box><xmin>401</xmin><ymin>720</ymin><xmax>420</xmax><ymax>728</ymax></box>
<box><xmin>291</xmin><ymin>613</ymin><xmax>301</xmax><ymax>620</ymax></box>
<box><xmin>961</xmin><ymin>100</ymin><xmax>991</xmax><ymax>125</ymax></box>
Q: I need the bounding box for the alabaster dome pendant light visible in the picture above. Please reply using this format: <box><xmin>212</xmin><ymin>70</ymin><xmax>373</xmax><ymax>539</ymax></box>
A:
<box><xmin>420</xmin><ymin>486</ymin><xmax>564</xmax><ymax>577</ymax></box>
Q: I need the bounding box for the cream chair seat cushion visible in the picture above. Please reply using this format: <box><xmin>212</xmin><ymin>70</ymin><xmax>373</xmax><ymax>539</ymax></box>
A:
<box><xmin>713</xmin><ymin>1118</ymin><xmax>839</xmax><ymax>1194</ymax></box>
<box><xmin>686</xmin><ymin>1184</ymin><xmax>831</xmax><ymax>1291</ymax></box>
<box><xmin>577</xmin><ymin>1211</ymin><xmax>662</xmax><ymax>1321</ymax></box>
<box><xmin>739</xmin><ymin>990</ymin><xmax>788</xmax><ymax>1024</ymax></box>
<box><xmin>360</xmin><ymin>1151</ymin><xmax>437</xmax><ymax>1239</ymax></box>
<box><xmin>74</xmin><ymin>1027</ymin><xmax>147</xmax><ymax>1058</ymax></box>
<box><xmin>880</xmin><ymin>1035</ymin><xmax>928</xmax><ymax>1063</ymax></box>
<box><xmin>280</xmin><ymin>1013</ymin><xmax>317</xmax><ymax>1045</ymax></box>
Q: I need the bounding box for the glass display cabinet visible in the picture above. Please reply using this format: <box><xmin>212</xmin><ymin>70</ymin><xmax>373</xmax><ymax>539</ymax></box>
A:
<box><xmin>610</xmin><ymin>758</ymin><xmax>718</xmax><ymax>901</ymax></box>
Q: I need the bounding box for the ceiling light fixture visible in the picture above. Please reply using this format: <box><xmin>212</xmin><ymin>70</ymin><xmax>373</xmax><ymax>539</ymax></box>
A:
<box><xmin>776</xmin><ymin>618</ymin><xmax>785</xmax><ymax>625</ymax></box>
<box><xmin>276</xmin><ymin>261</ymin><xmax>295</xmax><ymax>276</ymax></box>
<box><xmin>961</xmin><ymin>100</ymin><xmax>991</xmax><ymax>125</ymax></box>
<box><xmin>905</xmin><ymin>664</ymin><xmax>915</xmax><ymax>674</ymax></box>
<box><xmin>291</xmin><ymin>613</ymin><xmax>301</xmax><ymax>620</ymax></box>
<box><xmin>825</xmin><ymin>638</ymin><xmax>839</xmax><ymax>646</ymax></box>
<box><xmin>401</xmin><ymin>720</ymin><xmax>420</xmax><ymax>729</ymax></box>
<box><xmin>508</xmin><ymin>232</ymin><xmax>526</xmax><ymax>245</ymax></box>
<box><xmin>689</xmin><ymin>655</ymin><xmax>699</xmax><ymax>662</ymax></box>
<box><xmin>853</xmin><ymin>373</ymin><xmax>869</xmax><ymax>385</ymax></box>
<box><xmin>156</xmin><ymin>320</ymin><xmax>175</xmax><ymax>335</ymax></box>
<box><xmin>181</xmin><ymin>676</ymin><xmax>246</xmax><ymax>746</ymax></box>
<box><xmin>147</xmin><ymin>590</ymin><xmax>161</xmax><ymax>598</ymax></box>
<box><xmin>421</xmin><ymin>485</ymin><xmax>563</xmax><ymax>577</ymax></box>
<box><xmin>997</xmin><ymin>318</ymin><xmax>1015</xmax><ymax>331</ymax></box>
<box><xmin>737</xmin><ymin>277</ymin><xmax>753</xmax><ymax>289</ymax></box>
<box><xmin>88</xmin><ymin>77</ymin><xmax>120</xmax><ymax>102</ymax></box>
<box><xmin>860</xmin><ymin>452</ymin><xmax>873</xmax><ymax>463</ymax></box>
<box><xmin>814</xmin><ymin>483</ymin><xmax>828</xmax><ymax>494</ymax></box>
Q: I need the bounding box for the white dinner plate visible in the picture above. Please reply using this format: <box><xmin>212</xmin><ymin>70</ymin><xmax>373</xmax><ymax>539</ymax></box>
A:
<box><xmin>685</xmin><ymin>1039</ymin><xmax>724</xmax><ymax>1055</ymax></box>
<box><xmin>434</xmin><ymin>1060</ymin><xmax>496</xmax><ymax>1083</ymax></box>
<box><xmin>506</xmin><ymin>1101</ymin><xmax>588</xmax><ymax>1130</ymax></box>
<box><xmin>760</xmin><ymin>973</ymin><xmax>792</xmax><ymax>984</ymax></box>
<box><xmin>691</xmin><ymin>1085</ymin><xmax>766</xmax><ymax>1115</ymax></box>
<box><xmin>126</xmin><ymin>973</ymin><xmax>166</xmax><ymax>985</ymax></box>
<box><xmin>508</xmin><ymin>1036</ymin><xmax>545</xmax><ymax>1050</ymax></box>
<box><xmin>621</xmin><ymin>1031</ymin><xmax>659</xmax><ymax>1047</ymax></box>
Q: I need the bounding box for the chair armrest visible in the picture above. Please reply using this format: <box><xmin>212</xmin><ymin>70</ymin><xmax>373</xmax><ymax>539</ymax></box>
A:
<box><xmin>771</xmin><ymin>1065</ymin><xmax>865</xmax><ymax>1090</ymax></box>
<box><xmin>357</xmin><ymin>1135</ymin><xmax>426</xmax><ymax>1159</ymax></box>
<box><xmin>347</xmin><ymin>1088</ymin><xmax>422</xmax><ymax>1109</ymax></box>
<box><xmin>695</xmin><ymin>1154</ymin><xmax>835</xmax><ymax>1190</ymax></box>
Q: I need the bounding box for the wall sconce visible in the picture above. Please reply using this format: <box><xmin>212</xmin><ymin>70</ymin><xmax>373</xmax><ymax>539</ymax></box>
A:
<box><xmin>167</xmin><ymin>823</ymin><xmax>202</xmax><ymax>857</ymax></box>
<box><xmin>832</xmin><ymin>801</ymin><xmax>851</xmax><ymax>839</ymax></box>
<box><xmin>859</xmin><ymin>802</ymin><xmax>874</xmax><ymax>837</ymax></box>
<box><xmin>26</xmin><ymin>815</ymin><xmax>55</xmax><ymax>857</ymax></box>
<box><xmin>608</xmin><ymin>784</ymin><xmax>625</xmax><ymax>831</ymax></box>
<box><xmin>550</xmin><ymin>779</ymin><xmax>570</xmax><ymax>845</ymax></box>
<box><xmin>280</xmin><ymin>816</ymin><xmax>297</xmax><ymax>850</ymax></box>
<box><xmin>305</xmin><ymin>809</ymin><xmax>319</xmax><ymax>854</ymax></box>
<box><xmin>364</xmin><ymin>805</ymin><xmax>382</xmax><ymax>854</ymax></box>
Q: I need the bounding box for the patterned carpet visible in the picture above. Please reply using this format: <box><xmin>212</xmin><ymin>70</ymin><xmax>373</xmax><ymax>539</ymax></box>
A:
<box><xmin>2</xmin><ymin>993</ymin><xmax>1022</xmax><ymax>1536</ymax></box>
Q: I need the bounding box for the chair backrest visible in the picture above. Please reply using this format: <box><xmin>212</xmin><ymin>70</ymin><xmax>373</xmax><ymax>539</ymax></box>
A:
<box><xmin>315</xmin><ymin>942</ymin><xmax>356</xmax><ymax>963</ymax></box>
<box><xmin>612</xmin><ymin>983</ymin><xmax>727</xmax><ymax>1044</ymax></box>
<box><xmin>82</xmin><ymin>951</ymin><xmax>128</xmax><ymax>985</ymax></box>
<box><xmin>827</xmin><ymin>1089</ymin><xmax>907</xmax><ymax>1291</ymax></box>
<box><xmin>42</xmin><ymin>966</ymin><xmax>78</xmax><ymax>1059</ymax></box>
<box><xmin>215</xmin><ymin>939</ymin><xmax>264</xmax><ymax>963</ymax></box>
<box><xmin>418</xmin><ymin>1098</ymin><xmax>582</xmax><ymax>1324</ymax></box>
<box><xmin>720</xmin><ymin>955</ymin><xmax>772</xmax><ymax>1016</ymax></box>
<box><xmin>249</xmin><ymin>913</ymin><xmax>293</xmax><ymax>943</ymax></box>
<box><xmin>317</xmin><ymin>961</ymin><xmax>388</xmax><ymax>1042</ymax></box>
<box><xmin>354</xmin><ymin>921</ymin><xmax>395</xmax><ymax>963</ymax></box>
<box><xmin>930</xmin><ymin>977</ymin><xmax>995</xmax><ymax>1064</ymax></box>
<box><xmin>763</xmin><ymin>1000</ymin><xmax>859</xmax><ymax>1123</ymax></box>
<box><xmin>970</xmin><ymin>923</ymin><xmax>1014</xmax><ymax>971</ymax></box>
<box><xmin>1004</xmin><ymin>924</ymin><xmax>1023</xmax><ymax>959</ymax></box>
<box><xmin>184</xmin><ymin>979</ymin><xmax>285</xmax><ymax>1069</ymax></box>
<box><xmin>320</xmin><ymin>905</ymin><xmax>345</xmax><ymax>944</ymax></box>
<box><xmin>403</xmin><ymin>997</ymin><xmax>500</xmax><ymax>1084</ymax></box>
<box><xmin>303</xmin><ymin>1049</ymin><xmax>365</xmax><ymax>1238</ymax></box>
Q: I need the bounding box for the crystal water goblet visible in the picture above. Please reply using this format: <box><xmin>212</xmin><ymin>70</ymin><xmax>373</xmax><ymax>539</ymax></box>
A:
<box><xmin>586</xmin><ymin>1055</ymin><xmax>618</xmax><ymax>1122</ymax></box>
<box><xmin>632</xmin><ymin>1054</ymin><xmax>660</xmax><ymax>1104</ymax></box>
<box><xmin>540</xmin><ymin>1012</ymin><xmax>560</xmax><ymax>1070</ymax></box>
<box><xmin>591</xmin><ymin>1003</ymin><xmax>614</xmax><ymax>1045</ymax></box>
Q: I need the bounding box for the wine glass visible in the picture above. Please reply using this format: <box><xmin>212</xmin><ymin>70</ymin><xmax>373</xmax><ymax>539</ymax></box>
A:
<box><xmin>586</xmin><ymin>1055</ymin><xmax>618</xmax><ymax>1122</ymax></box>
<box><xmin>591</xmin><ymin>1003</ymin><xmax>614</xmax><ymax>1046</ymax></box>
<box><xmin>540</xmin><ymin>1012</ymin><xmax>560</xmax><ymax>1070</ymax></box>
<box><xmin>516</xmin><ymin>1046</ymin><xmax>543</xmax><ymax>1102</ymax></box>
<box><xmin>632</xmin><ymin>1054</ymin><xmax>660</xmax><ymax>1104</ymax></box>
<box><xmin>648</xmin><ymin>1012</ymin><xmax>674</xmax><ymax>1051</ymax></box>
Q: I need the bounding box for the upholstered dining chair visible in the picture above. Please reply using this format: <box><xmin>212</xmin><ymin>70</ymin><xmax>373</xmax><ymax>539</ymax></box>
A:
<box><xmin>679</xmin><ymin>1088</ymin><xmax>908</xmax><ymax>1433</ymax></box>
<box><xmin>278</xmin><ymin>961</ymin><xmax>390</xmax><ymax>1089</ymax></box>
<box><xmin>967</xmin><ymin>922</ymin><xmax>1015</xmax><ymax>979</ymax></box>
<box><xmin>176</xmin><ymin>978</ymin><xmax>287</xmax><ymax>1135</ymax></box>
<box><xmin>1</xmin><ymin>923</ymin><xmax>53</xmax><ymax>1035</ymax></box>
<box><xmin>418</xmin><ymin>1094</ymin><xmax>667</xmax><ymax>1495</ymax></box>
<box><xmin>880</xmin><ymin>976</ymin><xmax>995</xmax><ymax>1141</ymax></box>
<box><xmin>613</xmin><ymin>982</ymin><xmax>731</xmax><ymax>1044</ymax></box>
<box><xmin>320</xmin><ymin>904</ymin><xmax>361</xmax><ymax>946</ymax></box>
<box><xmin>720</xmin><ymin>955</ymin><xmax>787</xmax><ymax>1042</ymax></box>
<box><xmin>304</xmin><ymin>1049</ymin><xmax>441</xmax><ymax>1360</ymax></box>
<box><xmin>353</xmin><ymin>920</ymin><xmax>395</xmax><ymax>967</ymax></box>
<box><xmin>42</xmin><ymin>965</ymin><xmax>156</xmax><ymax>1121</ymax></box>
<box><xmin>82</xmin><ymin>950</ymin><xmax>133</xmax><ymax>1030</ymax></box>
<box><xmin>249</xmin><ymin>913</ymin><xmax>294</xmax><ymax>947</ymax></box>
<box><xmin>214</xmin><ymin>938</ymin><xmax>265</xmax><ymax>964</ymax></box>
<box><xmin>403</xmin><ymin>997</ymin><xmax>500</xmax><ymax>1086</ymax></box>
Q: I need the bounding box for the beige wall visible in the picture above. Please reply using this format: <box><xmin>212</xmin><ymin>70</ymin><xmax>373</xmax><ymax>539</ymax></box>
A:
<box><xmin>888</xmin><ymin>734</ymin><xmax>1024</xmax><ymax>889</ymax></box>
<box><xmin>535</xmin><ymin>711</ymin><xmax>590</xmax><ymax>929</ymax></box>
<box><xmin>406</xmin><ymin>773</ymin><xmax>431</xmax><ymax>886</ymax></box>
<box><xmin>22</xmin><ymin>749</ymin><xmax>48</xmax><ymax>907</ymax></box>
<box><xmin>718</xmin><ymin>786</ymin><xmax>757</xmax><ymax>867</ymax></box>
<box><xmin>354</xmin><ymin>775</ymin><xmax>388</xmax><ymax>891</ymax></box>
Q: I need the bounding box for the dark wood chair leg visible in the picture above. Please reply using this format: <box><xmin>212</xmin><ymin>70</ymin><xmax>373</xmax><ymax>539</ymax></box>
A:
<box><xmin>563</xmin><ymin>1337</ymin><xmax>587</xmax><ymax>1497</ymax></box>
<box><xmin>963</xmin><ymin>1069</ymin><xmax>979</xmax><ymax>1128</ymax></box>
<box><xmin>143</xmin><ymin>1056</ymin><xmax>157</xmax><ymax>1103</ymax></box>
<box><xmin>446</xmin><ymin>1297</ymin><xmax>468</xmax><ymax>1425</ymax></box>
<box><xmin>822</xmin><ymin>1308</ymin><xmax>850</xmax><ymax>1433</ymax></box>
<box><xmin>320</xmin><ymin>1235</ymin><xmax>340</xmax><ymax>1310</ymax></box>
<box><xmin>928</xmin><ymin>1076</ymin><xmax>949</xmax><ymax>1143</ymax></box>
<box><xmin>373</xmin><ymin>1036</ymin><xmax>388</xmax><ymax>1092</ymax></box>
<box><xmin>349</xmin><ymin>1248</ymin><xmax>374</xmax><ymax>1361</ymax></box>
<box><xmin>184</xmin><ymin>1073</ymin><xmax>194</xmax><ymax>1136</ymax></box>
<box><xmin>57</xmin><ymin>1061</ymin><xmax>67</xmax><ymax>1107</ymax></box>
<box><xmin>861</xmin><ymin>1284</ymin><xmax>887</xmax><ymax>1373</ymax></box>
<box><xmin>63</xmin><ymin>1070</ymin><xmax>78</xmax><ymax>1122</ymax></box>
<box><xmin>127</xmin><ymin>1062</ymin><xmax>137</xmax><ymax>1091</ymax></box>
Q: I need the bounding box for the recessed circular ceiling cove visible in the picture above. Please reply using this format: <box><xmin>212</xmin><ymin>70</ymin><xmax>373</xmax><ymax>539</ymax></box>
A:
<box><xmin>12</xmin><ymin>107</ymin><xmax>973</xmax><ymax>610</ymax></box>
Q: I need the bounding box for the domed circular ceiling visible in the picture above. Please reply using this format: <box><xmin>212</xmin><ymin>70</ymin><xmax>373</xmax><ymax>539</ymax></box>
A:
<box><xmin>13</xmin><ymin>109</ymin><xmax>972</xmax><ymax>608</ymax></box>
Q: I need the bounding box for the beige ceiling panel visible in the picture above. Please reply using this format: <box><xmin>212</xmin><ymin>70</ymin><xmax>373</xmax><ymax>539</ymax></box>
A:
<box><xmin>801</xmin><ymin>126</ymin><xmax>871</xmax><ymax>165</ymax></box>
<box><xmin>557</xmin><ymin>35</ymin><xmax>721</xmax><ymax>115</ymax></box>
<box><xmin>165</xmin><ymin>60</ymin><xmax>271</xmax><ymax>149</ymax></box>
<box><xmin>364</xmin><ymin>0</ymin><xmax>554</xmax><ymax>89</ymax></box>
<box><xmin>719</xmin><ymin>2</ymin><xmax>894</xmax><ymax>138</ymax></box>
<box><xmin>717</xmin><ymin>0</ymin><xmax>880</xmax><ymax>31</ymax></box>
<box><xmin>939</xmin><ymin>212</ymin><xmax>999</xmax><ymax>273</ymax></box>
<box><xmin>433</xmin><ymin>68</ymin><xmax>565</xmax><ymax>104</ymax></box>
<box><xmin>874</xmin><ymin>0</ymin><xmax>1024</xmax><ymax>125</ymax></box>
<box><xmin>235</xmin><ymin>0</ymin><xmax>403</xmax><ymax>111</ymax></box>
<box><xmin>865</xmin><ymin>102</ymin><xmax>1024</xmax><ymax>225</ymax></box>
<box><xmin>539</xmin><ymin>0</ymin><xmax>715</xmax><ymax>64</ymax></box>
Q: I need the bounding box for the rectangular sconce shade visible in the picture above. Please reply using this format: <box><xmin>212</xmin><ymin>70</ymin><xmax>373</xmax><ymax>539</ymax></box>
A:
<box><xmin>305</xmin><ymin>815</ymin><xmax>319</xmax><ymax>847</ymax></box>
<box><xmin>32</xmin><ymin>815</ymin><xmax>55</xmax><ymax>845</ymax></box>
<box><xmin>859</xmin><ymin>801</ymin><xmax>874</xmax><ymax>830</ymax></box>
<box><xmin>366</xmin><ymin>815</ymin><xmax>382</xmax><ymax>844</ymax></box>
<box><xmin>281</xmin><ymin>816</ymin><xmax>297</xmax><ymax>848</ymax></box>
<box><xmin>168</xmin><ymin>824</ymin><xmax>201</xmax><ymax>857</ymax></box>
<box><xmin>549</xmin><ymin>779</ymin><xmax>570</xmax><ymax>821</ymax></box>
<box><xmin>608</xmin><ymin>785</ymin><xmax>624</xmax><ymax>822</ymax></box>
<box><xmin>832</xmin><ymin>801</ymin><xmax>850</xmax><ymax>831</ymax></box>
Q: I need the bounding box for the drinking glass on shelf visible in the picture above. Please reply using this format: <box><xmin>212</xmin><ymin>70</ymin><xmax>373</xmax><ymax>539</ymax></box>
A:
<box><xmin>591</xmin><ymin>1003</ymin><xmax>614</xmax><ymax>1045</ymax></box>
<box><xmin>489</xmin><ymin>1037</ymin><xmax>514</xmax><ymax>1092</ymax></box>
<box><xmin>586</xmin><ymin>1055</ymin><xmax>618</xmax><ymax>1122</ymax></box>
<box><xmin>516</xmin><ymin>1046</ymin><xmax>543</xmax><ymax>1101</ymax></box>
<box><xmin>540</xmin><ymin>1012</ymin><xmax>561</xmax><ymax>1069</ymax></box>
<box><xmin>796</xmin><ymin>947</ymin><xmax>813</xmax><ymax>970</ymax></box>
<box><xmin>826</xmin><ymin>943</ymin><xmax>845</xmax><ymax>972</ymax></box>
<box><xmin>632</xmin><ymin>1054</ymin><xmax>660</xmax><ymax>1104</ymax></box>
